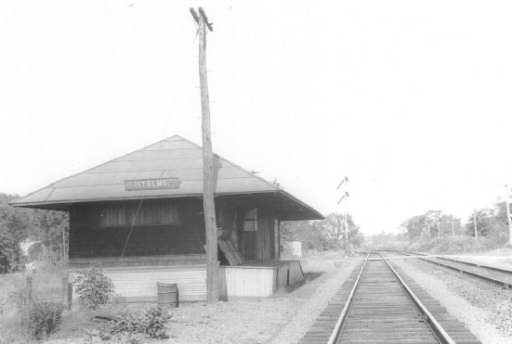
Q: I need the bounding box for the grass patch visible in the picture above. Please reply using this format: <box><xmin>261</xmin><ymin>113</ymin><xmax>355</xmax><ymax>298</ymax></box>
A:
<box><xmin>408</xmin><ymin>235</ymin><xmax>503</xmax><ymax>254</ymax></box>
<box><xmin>0</xmin><ymin>264</ymin><xmax>67</xmax><ymax>342</ymax></box>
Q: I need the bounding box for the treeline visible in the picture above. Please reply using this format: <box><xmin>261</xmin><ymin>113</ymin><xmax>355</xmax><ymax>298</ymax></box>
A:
<box><xmin>0</xmin><ymin>193</ymin><xmax>69</xmax><ymax>273</ymax></box>
<box><xmin>401</xmin><ymin>210</ymin><xmax>462</xmax><ymax>240</ymax></box>
<box><xmin>402</xmin><ymin>202</ymin><xmax>510</xmax><ymax>244</ymax></box>
<box><xmin>281</xmin><ymin>213</ymin><xmax>364</xmax><ymax>252</ymax></box>
<box><xmin>464</xmin><ymin>202</ymin><xmax>510</xmax><ymax>242</ymax></box>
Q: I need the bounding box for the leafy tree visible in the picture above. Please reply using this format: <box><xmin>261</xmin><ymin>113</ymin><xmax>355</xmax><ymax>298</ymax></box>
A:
<box><xmin>402</xmin><ymin>215</ymin><xmax>427</xmax><ymax>240</ymax></box>
<box><xmin>281</xmin><ymin>212</ymin><xmax>362</xmax><ymax>252</ymax></box>
<box><xmin>323</xmin><ymin>213</ymin><xmax>359</xmax><ymax>242</ymax></box>
<box><xmin>0</xmin><ymin>231</ymin><xmax>23</xmax><ymax>272</ymax></box>
<box><xmin>403</xmin><ymin>211</ymin><xmax>462</xmax><ymax>241</ymax></box>
<box><xmin>465</xmin><ymin>206</ymin><xmax>508</xmax><ymax>241</ymax></box>
<box><xmin>0</xmin><ymin>193</ymin><xmax>33</xmax><ymax>242</ymax></box>
<box><xmin>0</xmin><ymin>192</ymin><xmax>69</xmax><ymax>269</ymax></box>
<box><xmin>31</xmin><ymin>209</ymin><xmax>69</xmax><ymax>262</ymax></box>
<box><xmin>281</xmin><ymin>220</ymin><xmax>332</xmax><ymax>251</ymax></box>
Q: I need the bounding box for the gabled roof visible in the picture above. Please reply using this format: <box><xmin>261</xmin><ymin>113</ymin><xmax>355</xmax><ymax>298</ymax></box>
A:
<box><xmin>11</xmin><ymin>135</ymin><xmax>323</xmax><ymax>220</ymax></box>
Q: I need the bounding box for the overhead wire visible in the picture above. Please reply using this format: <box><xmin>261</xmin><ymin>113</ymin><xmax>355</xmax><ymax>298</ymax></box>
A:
<box><xmin>159</xmin><ymin>30</ymin><xmax>199</xmax><ymax>138</ymax></box>
<box><xmin>120</xmin><ymin>199</ymin><xmax>144</xmax><ymax>258</ymax></box>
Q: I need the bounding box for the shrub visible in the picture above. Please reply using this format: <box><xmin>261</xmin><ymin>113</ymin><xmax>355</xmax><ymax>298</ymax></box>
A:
<box><xmin>108</xmin><ymin>311</ymin><xmax>145</xmax><ymax>335</ymax></box>
<box><xmin>26</xmin><ymin>301</ymin><xmax>65</xmax><ymax>340</ymax></box>
<box><xmin>73</xmin><ymin>262</ymin><xmax>114</xmax><ymax>310</ymax></box>
<box><xmin>107</xmin><ymin>307</ymin><xmax>171</xmax><ymax>339</ymax></box>
<box><xmin>142</xmin><ymin>307</ymin><xmax>171</xmax><ymax>339</ymax></box>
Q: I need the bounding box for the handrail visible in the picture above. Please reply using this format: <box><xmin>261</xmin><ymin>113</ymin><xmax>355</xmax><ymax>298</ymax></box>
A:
<box><xmin>326</xmin><ymin>252</ymin><xmax>370</xmax><ymax>344</ymax></box>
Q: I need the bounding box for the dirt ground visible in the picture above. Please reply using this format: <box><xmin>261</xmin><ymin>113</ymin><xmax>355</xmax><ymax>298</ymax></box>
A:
<box><xmin>44</xmin><ymin>252</ymin><xmax>359</xmax><ymax>344</ymax></box>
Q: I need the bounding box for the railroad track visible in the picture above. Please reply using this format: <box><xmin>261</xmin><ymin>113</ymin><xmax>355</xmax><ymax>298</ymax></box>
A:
<box><xmin>299</xmin><ymin>251</ymin><xmax>480</xmax><ymax>344</ymax></box>
<box><xmin>391</xmin><ymin>250</ymin><xmax>512</xmax><ymax>289</ymax></box>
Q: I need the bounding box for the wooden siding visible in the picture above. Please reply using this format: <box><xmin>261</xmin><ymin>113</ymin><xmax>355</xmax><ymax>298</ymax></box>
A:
<box><xmin>69</xmin><ymin>264</ymin><xmax>207</xmax><ymax>302</ymax></box>
<box><xmin>218</xmin><ymin>266</ymin><xmax>277</xmax><ymax>298</ymax></box>
<box><xmin>69</xmin><ymin>198</ymin><xmax>205</xmax><ymax>258</ymax></box>
<box><xmin>218</xmin><ymin>260</ymin><xmax>305</xmax><ymax>298</ymax></box>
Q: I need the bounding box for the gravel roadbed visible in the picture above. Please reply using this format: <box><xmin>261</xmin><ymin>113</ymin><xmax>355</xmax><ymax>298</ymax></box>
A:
<box><xmin>395</xmin><ymin>258</ymin><xmax>512</xmax><ymax>344</ymax></box>
<box><xmin>269</xmin><ymin>258</ymin><xmax>359</xmax><ymax>344</ymax></box>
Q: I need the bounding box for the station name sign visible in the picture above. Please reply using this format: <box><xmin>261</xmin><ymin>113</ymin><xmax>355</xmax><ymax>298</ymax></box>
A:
<box><xmin>125</xmin><ymin>178</ymin><xmax>181</xmax><ymax>191</ymax></box>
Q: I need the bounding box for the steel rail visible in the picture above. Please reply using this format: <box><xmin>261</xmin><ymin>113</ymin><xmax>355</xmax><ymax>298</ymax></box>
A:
<box><xmin>379</xmin><ymin>251</ymin><xmax>456</xmax><ymax>344</ymax></box>
<box><xmin>421</xmin><ymin>257</ymin><xmax>512</xmax><ymax>289</ymax></box>
<box><xmin>396</xmin><ymin>250</ymin><xmax>512</xmax><ymax>289</ymax></box>
<box><xmin>436</xmin><ymin>256</ymin><xmax>512</xmax><ymax>274</ymax></box>
<box><xmin>326</xmin><ymin>252</ymin><xmax>370</xmax><ymax>344</ymax></box>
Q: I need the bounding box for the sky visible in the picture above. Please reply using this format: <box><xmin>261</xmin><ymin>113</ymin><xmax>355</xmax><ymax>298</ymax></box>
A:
<box><xmin>1</xmin><ymin>1</ymin><xmax>512</xmax><ymax>235</ymax></box>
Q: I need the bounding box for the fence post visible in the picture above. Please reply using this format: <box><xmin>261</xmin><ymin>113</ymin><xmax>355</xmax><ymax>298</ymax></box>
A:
<box><xmin>61</xmin><ymin>276</ymin><xmax>67</xmax><ymax>305</ymax></box>
<box><xmin>67</xmin><ymin>283</ymin><xmax>73</xmax><ymax>311</ymax></box>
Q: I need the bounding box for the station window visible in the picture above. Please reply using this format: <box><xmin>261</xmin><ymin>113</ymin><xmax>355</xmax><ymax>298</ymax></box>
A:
<box><xmin>242</xmin><ymin>208</ymin><xmax>258</xmax><ymax>232</ymax></box>
<box><xmin>99</xmin><ymin>202</ymin><xmax>180</xmax><ymax>228</ymax></box>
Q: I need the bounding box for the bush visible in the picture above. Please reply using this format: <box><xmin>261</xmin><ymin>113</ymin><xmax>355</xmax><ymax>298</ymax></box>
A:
<box><xmin>73</xmin><ymin>262</ymin><xmax>114</xmax><ymax>310</ymax></box>
<box><xmin>25</xmin><ymin>301</ymin><xmax>65</xmax><ymax>340</ymax></box>
<box><xmin>143</xmin><ymin>307</ymin><xmax>171</xmax><ymax>339</ymax></box>
<box><xmin>107</xmin><ymin>307</ymin><xmax>171</xmax><ymax>339</ymax></box>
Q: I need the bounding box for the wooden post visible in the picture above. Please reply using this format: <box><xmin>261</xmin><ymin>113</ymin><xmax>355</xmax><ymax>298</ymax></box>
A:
<box><xmin>67</xmin><ymin>283</ymin><xmax>72</xmax><ymax>311</ymax></box>
<box><xmin>274</xmin><ymin>219</ymin><xmax>280</xmax><ymax>259</ymax></box>
<box><xmin>61</xmin><ymin>276</ymin><xmax>67</xmax><ymax>304</ymax></box>
<box><xmin>191</xmin><ymin>7</ymin><xmax>218</xmax><ymax>303</ymax></box>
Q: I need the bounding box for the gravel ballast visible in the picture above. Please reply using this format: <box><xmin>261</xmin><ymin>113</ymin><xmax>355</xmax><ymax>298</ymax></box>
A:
<box><xmin>395</xmin><ymin>257</ymin><xmax>512</xmax><ymax>344</ymax></box>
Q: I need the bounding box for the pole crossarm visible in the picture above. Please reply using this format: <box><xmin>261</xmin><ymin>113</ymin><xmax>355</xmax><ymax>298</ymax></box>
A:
<box><xmin>190</xmin><ymin>7</ymin><xmax>213</xmax><ymax>32</ymax></box>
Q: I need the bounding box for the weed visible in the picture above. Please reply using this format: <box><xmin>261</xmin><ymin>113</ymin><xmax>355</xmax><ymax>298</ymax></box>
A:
<box><xmin>25</xmin><ymin>301</ymin><xmax>65</xmax><ymax>340</ymax></box>
<box><xmin>142</xmin><ymin>307</ymin><xmax>171</xmax><ymax>339</ymax></box>
<box><xmin>107</xmin><ymin>307</ymin><xmax>171</xmax><ymax>339</ymax></box>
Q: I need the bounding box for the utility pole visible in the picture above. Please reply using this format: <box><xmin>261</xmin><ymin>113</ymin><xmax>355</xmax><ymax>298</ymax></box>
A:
<box><xmin>505</xmin><ymin>185</ymin><xmax>512</xmax><ymax>245</ymax></box>
<box><xmin>473</xmin><ymin>210</ymin><xmax>478</xmax><ymax>241</ymax></box>
<box><xmin>190</xmin><ymin>7</ymin><xmax>218</xmax><ymax>303</ymax></box>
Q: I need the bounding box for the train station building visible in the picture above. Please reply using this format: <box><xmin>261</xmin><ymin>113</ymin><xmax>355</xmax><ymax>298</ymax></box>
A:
<box><xmin>12</xmin><ymin>135</ymin><xmax>323</xmax><ymax>302</ymax></box>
